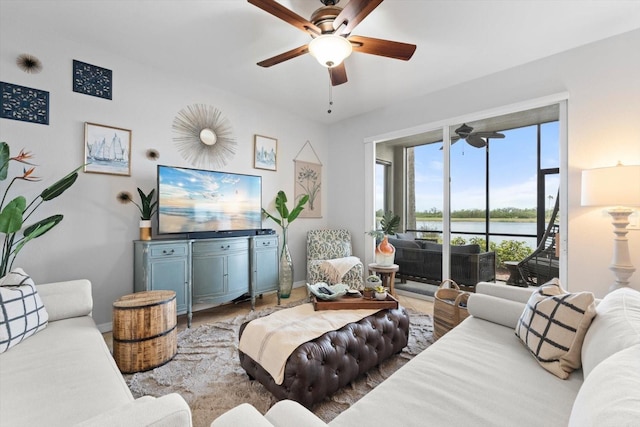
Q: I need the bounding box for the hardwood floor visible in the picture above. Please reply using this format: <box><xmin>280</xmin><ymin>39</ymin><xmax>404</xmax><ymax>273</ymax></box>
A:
<box><xmin>102</xmin><ymin>286</ymin><xmax>433</xmax><ymax>351</ymax></box>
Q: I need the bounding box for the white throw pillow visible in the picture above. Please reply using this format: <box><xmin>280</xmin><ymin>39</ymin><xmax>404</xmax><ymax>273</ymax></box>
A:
<box><xmin>0</xmin><ymin>268</ymin><xmax>49</xmax><ymax>353</ymax></box>
<box><xmin>569</xmin><ymin>344</ymin><xmax>640</xmax><ymax>426</ymax></box>
<box><xmin>515</xmin><ymin>279</ymin><xmax>596</xmax><ymax>379</ymax></box>
<box><xmin>581</xmin><ymin>287</ymin><xmax>640</xmax><ymax>379</ymax></box>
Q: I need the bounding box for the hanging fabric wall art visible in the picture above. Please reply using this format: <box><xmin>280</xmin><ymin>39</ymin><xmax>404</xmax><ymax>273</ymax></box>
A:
<box><xmin>294</xmin><ymin>141</ymin><xmax>322</xmax><ymax>218</ymax></box>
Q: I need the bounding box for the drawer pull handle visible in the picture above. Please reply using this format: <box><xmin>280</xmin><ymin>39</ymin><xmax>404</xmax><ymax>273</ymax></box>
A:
<box><xmin>263</xmin><ymin>242</ymin><xmax>271</xmax><ymax>246</ymax></box>
<box><xmin>162</xmin><ymin>249</ymin><xmax>175</xmax><ymax>255</ymax></box>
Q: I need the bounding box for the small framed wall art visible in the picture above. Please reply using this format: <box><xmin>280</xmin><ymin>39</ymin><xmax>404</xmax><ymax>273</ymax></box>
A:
<box><xmin>0</xmin><ymin>81</ymin><xmax>49</xmax><ymax>125</ymax></box>
<box><xmin>84</xmin><ymin>122</ymin><xmax>131</xmax><ymax>176</ymax></box>
<box><xmin>254</xmin><ymin>135</ymin><xmax>277</xmax><ymax>171</ymax></box>
<box><xmin>73</xmin><ymin>60</ymin><xmax>112</xmax><ymax>100</ymax></box>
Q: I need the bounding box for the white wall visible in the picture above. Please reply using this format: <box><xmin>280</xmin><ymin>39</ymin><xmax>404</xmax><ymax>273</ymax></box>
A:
<box><xmin>328</xmin><ymin>29</ymin><xmax>640</xmax><ymax>298</ymax></box>
<box><xmin>0</xmin><ymin>25</ymin><xmax>329</xmax><ymax>327</ymax></box>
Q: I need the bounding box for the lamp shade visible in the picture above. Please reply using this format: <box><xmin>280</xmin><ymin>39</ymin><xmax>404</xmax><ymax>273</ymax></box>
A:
<box><xmin>581</xmin><ymin>163</ymin><xmax>640</xmax><ymax>207</ymax></box>
<box><xmin>308</xmin><ymin>35</ymin><xmax>353</xmax><ymax>68</ymax></box>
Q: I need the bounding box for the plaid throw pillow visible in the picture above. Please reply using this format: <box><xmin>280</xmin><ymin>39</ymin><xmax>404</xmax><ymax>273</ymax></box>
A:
<box><xmin>515</xmin><ymin>279</ymin><xmax>596</xmax><ymax>379</ymax></box>
<box><xmin>0</xmin><ymin>268</ymin><xmax>49</xmax><ymax>353</ymax></box>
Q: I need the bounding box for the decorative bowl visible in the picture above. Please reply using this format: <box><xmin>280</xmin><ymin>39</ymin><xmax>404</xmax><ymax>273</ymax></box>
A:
<box><xmin>307</xmin><ymin>283</ymin><xmax>349</xmax><ymax>300</ymax></box>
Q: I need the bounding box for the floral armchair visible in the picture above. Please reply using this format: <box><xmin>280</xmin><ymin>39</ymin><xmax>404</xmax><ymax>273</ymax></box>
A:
<box><xmin>306</xmin><ymin>229</ymin><xmax>363</xmax><ymax>289</ymax></box>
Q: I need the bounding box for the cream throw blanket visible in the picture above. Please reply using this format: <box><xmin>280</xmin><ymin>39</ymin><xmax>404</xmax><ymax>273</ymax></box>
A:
<box><xmin>238</xmin><ymin>303</ymin><xmax>378</xmax><ymax>385</ymax></box>
<box><xmin>319</xmin><ymin>256</ymin><xmax>361</xmax><ymax>284</ymax></box>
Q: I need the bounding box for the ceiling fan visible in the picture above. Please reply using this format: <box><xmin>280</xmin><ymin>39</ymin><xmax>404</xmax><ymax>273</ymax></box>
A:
<box><xmin>248</xmin><ymin>0</ymin><xmax>417</xmax><ymax>86</ymax></box>
<box><xmin>452</xmin><ymin>123</ymin><xmax>505</xmax><ymax>148</ymax></box>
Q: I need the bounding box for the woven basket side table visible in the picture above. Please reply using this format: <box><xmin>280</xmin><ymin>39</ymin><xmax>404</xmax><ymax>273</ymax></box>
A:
<box><xmin>112</xmin><ymin>290</ymin><xmax>177</xmax><ymax>374</ymax></box>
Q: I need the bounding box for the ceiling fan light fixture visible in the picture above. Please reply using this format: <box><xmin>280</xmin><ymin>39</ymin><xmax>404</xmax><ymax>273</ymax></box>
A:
<box><xmin>308</xmin><ymin>34</ymin><xmax>352</xmax><ymax>68</ymax></box>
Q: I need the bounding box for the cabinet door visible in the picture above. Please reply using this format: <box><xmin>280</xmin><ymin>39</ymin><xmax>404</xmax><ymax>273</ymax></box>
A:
<box><xmin>134</xmin><ymin>241</ymin><xmax>190</xmax><ymax>316</ymax></box>
<box><xmin>150</xmin><ymin>257</ymin><xmax>189</xmax><ymax>314</ymax></box>
<box><xmin>192</xmin><ymin>254</ymin><xmax>225</xmax><ymax>300</ymax></box>
<box><xmin>255</xmin><ymin>246</ymin><xmax>279</xmax><ymax>293</ymax></box>
<box><xmin>227</xmin><ymin>251</ymin><xmax>250</xmax><ymax>295</ymax></box>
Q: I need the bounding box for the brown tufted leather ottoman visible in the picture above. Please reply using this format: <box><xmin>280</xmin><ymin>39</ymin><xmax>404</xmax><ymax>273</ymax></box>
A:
<box><xmin>238</xmin><ymin>306</ymin><xmax>410</xmax><ymax>408</ymax></box>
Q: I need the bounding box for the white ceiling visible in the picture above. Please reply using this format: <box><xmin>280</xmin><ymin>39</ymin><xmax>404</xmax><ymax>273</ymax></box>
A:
<box><xmin>3</xmin><ymin>0</ymin><xmax>640</xmax><ymax>124</ymax></box>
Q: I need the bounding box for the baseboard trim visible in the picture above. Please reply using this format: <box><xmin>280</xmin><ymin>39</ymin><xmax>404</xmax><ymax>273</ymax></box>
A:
<box><xmin>98</xmin><ymin>321</ymin><xmax>112</xmax><ymax>333</ymax></box>
<box><xmin>97</xmin><ymin>282</ymin><xmax>307</xmax><ymax>334</ymax></box>
<box><xmin>395</xmin><ymin>289</ymin><xmax>434</xmax><ymax>302</ymax></box>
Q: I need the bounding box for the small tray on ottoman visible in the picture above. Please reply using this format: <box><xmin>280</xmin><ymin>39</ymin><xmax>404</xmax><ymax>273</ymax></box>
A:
<box><xmin>312</xmin><ymin>294</ymin><xmax>399</xmax><ymax>311</ymax></box>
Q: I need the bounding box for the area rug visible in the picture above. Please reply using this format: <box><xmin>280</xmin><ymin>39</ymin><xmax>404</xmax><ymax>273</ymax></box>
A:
<box><xmin>125</xmin><ymin>303</ymin><xmax>434</xmax><ymax>427</ymax></box>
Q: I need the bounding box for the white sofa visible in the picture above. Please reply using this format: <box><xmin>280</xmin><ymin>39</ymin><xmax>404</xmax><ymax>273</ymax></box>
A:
<box><xmin>212</xmin><ymin>283</ymin><xmax>640</xmax><ymax>427</ymax></box>
<box><xmin>0</xmin><ymin>279</ymin><xmax>192</xmax><ymax>426</ymax></box>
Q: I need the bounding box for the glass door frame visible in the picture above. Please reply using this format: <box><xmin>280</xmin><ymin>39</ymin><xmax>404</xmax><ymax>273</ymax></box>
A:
<box><xmin>364</xmin><ymin>94</ymin><xmax>568</xmax><ymax>286</ymax></box>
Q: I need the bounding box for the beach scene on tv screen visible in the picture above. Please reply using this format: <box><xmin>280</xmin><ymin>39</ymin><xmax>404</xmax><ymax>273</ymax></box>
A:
<box><xmin>158</xmin><ymin>167</ymin><xmax>262</xmax><ymax>233</ymax></box>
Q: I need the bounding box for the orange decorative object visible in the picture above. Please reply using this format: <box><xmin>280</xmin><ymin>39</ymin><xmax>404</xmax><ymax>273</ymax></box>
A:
<box><xmin>375</xmin><ymin>235</ymin><xmax>396</xmax><ymax>266</ymax></box>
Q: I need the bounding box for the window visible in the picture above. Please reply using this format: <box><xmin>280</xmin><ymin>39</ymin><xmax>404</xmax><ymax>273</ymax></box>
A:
<box><xmin>375</xmin><ymin>160</ymin><xmax>391</xmax><ymax>218</ymax></box>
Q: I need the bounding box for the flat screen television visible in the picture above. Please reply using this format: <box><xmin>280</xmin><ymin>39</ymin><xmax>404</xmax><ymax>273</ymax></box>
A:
<box><xmin>157</xmin><ymin>165</ymin><xmax>262</xmax><ymax>237</ymax></box>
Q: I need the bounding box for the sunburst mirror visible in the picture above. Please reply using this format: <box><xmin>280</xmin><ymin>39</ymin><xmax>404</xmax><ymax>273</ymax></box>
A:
<box><xmin>172</xmin><ymin>104</ymin><xmax>237</xmax><ymax>169</ymax></box>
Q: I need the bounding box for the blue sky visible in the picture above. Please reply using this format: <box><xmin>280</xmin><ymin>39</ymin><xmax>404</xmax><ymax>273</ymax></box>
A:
<box><xmin>378</xmin><ymin>122</ymin><xmax>559</xmax><ymax>212</ymax></box>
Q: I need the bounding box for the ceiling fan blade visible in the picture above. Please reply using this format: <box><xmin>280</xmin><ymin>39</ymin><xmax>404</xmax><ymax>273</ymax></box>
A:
<box><xmin>333</xmin><ymin>0</ymin><xmax>383</xmax><ymax>35</ymax></box>
<box><xmin>473</xmin><ymin>131</ymin><xmax>506</xmax><ymax>139</ymax></box>
<box><xmin>248</xmin><ymin>0</ymin><xmax>321</xmax><ymax>35</ymax></box>
<box><xmin>348</xmin><ymin>35</ymin><xmax>416</xmax><ymax>60</ymax></box>
<box><xmin>455</xmin><ymin>123</ymin><xmax>473</xmax><ymax>137</ymax></box>
<box><xmin>329</xmin><ymin>63</ymin><xmax>348</xmax><ymax>86</ymax></box>
<box><xmin>257</xmin><ymin>45</ymin><xmax>309</xmax><ymax>67</ymax></box>
<box><xmin>466</xmin><ymin>135</ymin><xmax>487</xmax><ymax>148</ymax></box>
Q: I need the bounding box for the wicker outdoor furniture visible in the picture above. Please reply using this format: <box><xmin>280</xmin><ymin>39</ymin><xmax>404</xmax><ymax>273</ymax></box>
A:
<box><xmin>517</xmin><ymin>196</ymin><xmax>560</xmax><ymax>286</ymax></box>
<box><xmin>390</xmin><ymin>238</ymin><xmax>496</xmax><ymax>290</ymax></box>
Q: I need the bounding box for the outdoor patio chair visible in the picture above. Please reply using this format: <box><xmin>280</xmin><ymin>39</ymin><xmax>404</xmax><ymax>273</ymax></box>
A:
<box><xmin>517</xmin><ymin>195</ymin><xmax>560</xmax><ymax>286</ymax></box>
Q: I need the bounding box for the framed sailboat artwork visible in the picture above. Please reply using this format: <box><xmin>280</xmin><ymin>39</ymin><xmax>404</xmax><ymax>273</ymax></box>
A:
<box><xmin>84</xmin><ymin>122</ymin><xmax>132</xmax><ymax>176</ymax></box>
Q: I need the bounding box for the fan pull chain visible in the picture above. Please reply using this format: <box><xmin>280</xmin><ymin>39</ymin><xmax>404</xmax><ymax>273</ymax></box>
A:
<box><xmin>327</xmin><ymin>80</ymin><xmax>333</xmax><ymax>114</ymax></box>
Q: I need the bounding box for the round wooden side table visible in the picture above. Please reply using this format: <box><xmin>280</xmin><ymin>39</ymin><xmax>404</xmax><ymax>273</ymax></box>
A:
<box><xmin>368</xmin><ymin>263</ymin><xmax>399</xmax><ymax>296</ymax></box>
<box><xmin>112</xmin><ymin>290</ymin><xmax>177</xmax><ymax>374</ymax></box>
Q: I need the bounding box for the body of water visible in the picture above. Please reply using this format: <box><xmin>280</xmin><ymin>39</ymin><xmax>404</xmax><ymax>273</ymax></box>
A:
<box><xmin>413</xmin><ymin>220</ymin><xmax>538</xmax><ymax>249</ymax></box>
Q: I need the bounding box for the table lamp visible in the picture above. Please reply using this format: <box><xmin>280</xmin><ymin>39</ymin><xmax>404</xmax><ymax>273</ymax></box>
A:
<box><xmin>581</xmin><ymin>162</ymin><xmax>640</xmax><ymax>291</ymax></box>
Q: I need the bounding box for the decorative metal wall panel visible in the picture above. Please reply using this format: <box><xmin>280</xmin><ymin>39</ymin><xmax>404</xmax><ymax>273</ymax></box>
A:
<box><xmin>0</xmin><ymin>81</ymin><xmax>50</xmax><ymax>125</ymax></box>
<box><xmin>73</xmin><ymin>60</ymin><xmax>112</xmax><ymax>100</ymax></box>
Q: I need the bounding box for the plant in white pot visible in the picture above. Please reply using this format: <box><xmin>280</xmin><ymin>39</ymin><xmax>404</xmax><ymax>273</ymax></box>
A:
<box><xmin>117</xmin><ymin>188</ymin><xmax>157</xmax><ymax>240</ymax></box>
<box><xmin>374</xmin><ymin>284</ymin><xmax>388</xmax><ymax>300</ymax></box>
<box><xmin>363</xmin><ymin>274</ymin><xmax>382</xmax><ymax>299</ymax></box>
<box><xmin>0</xmin><ymin>141</ymin><xmax>81</xmax><ymax>276</ymax></box>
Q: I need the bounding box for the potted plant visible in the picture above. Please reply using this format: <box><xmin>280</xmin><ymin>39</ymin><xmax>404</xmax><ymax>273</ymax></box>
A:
<box><xmin>368</xmin><ymin>211</ymin><xmax>401</xmax><ymax>266</ymax></box>
<box><xmin>0</xmin><ymin>142</ymin><xmax>81</xmax><ymax>276</ymax></box>
<box><xmin>262</xmin><ymin>190</ymin><xmax>309</xmax><ymax>299</ymax></box>
<box><xmin>363</xmin><ymin>274</ymin><xmax>381</xmax><ymax>299</ymax></box>
<box><xmin>374</xmin><ymin>284</ymin><xmax>388</xmax><ymax>300</ymax></box>
<box><xmin>366</xmin><ymin>274</ymin><xmax>382</xmax><ymax>287</ymax></box>
<box><xmin>117</xmin><ymin>188</ymin><xmax>157</xmax><ymax>240</ymax></box>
